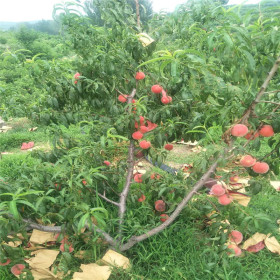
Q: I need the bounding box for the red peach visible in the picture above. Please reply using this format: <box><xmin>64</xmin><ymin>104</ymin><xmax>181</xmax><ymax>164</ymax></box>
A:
<box><xmin>74</xmin><ymin>80</ymin><xmax>78</xmax><ymax>84</ymax></box>
<box><xmin>74</xmin><ymin>72</ymin><xmax>80</xmax><ymax>79</ymax></box>
<box><xmin>60</xmin><ymin>243</ymin><xmax>74</xmax><ymax>253</ymax></box>
<box><xmin>11</xmin><ymin>264</ymin><xmax>25</xmax><ymax>276</ymax></box>
<box><xmin>229</xmin><ymin>176</ymin><xmax>239</xmax><ymax>183</ymax></box>
<box><xmin>135</xmin><ymin>72</ymin><xmax>145</xmax><ymax>80</ymax></box>
<box><xmin>229</xmin><ymin>230</ymin><xmax>243</xmax><ymax>244</ymax></box>
<box><xmin>0</xmin><ymin>259</ymin><xmax>11</xmax><ymax>266</ymax></box>
<box><xmin>155</xmin><ymin>200</ymin><xmax>166</xmax><ymax>212</ymax></box>
<box><xmin>167</xmin><ymin>96</ymin><xmax>172</xmax><ymax>103</ymax></box>
<box><xmin>245</xmin><ymin>131</ymin><xmax>259</xmax><ymax>140</ymax></box>
<box><xmin>161</xmin><ymin>96</ymin><xmax>170</xmax><ymax>104</ymax></box>
<box><xmin>82</xmin><ymin>180</ymin><xmax>87</xmax><ymax>186</ymax></box>
<box><xmin>227</xmin><ymin>244</ymin><xmax>242</xmax><ymax>256</ymax></box>
<box><xmin>164</xmin><ymin>144</ymin><xmax>173</xmax><ymax>151</ymax></box>
<box><xmin>252</xmin><ymin>162</ymin><xmax>269</xmax><ymax>174</ymax></box>
<box><xmin>140</xmin><ymin>126</ymin><xmax>149</xmax><ymax>134</ymax></box>
<box><xmin>138</xmin><ymin>194</ymin><xmax>146</xmax><ymax>202</ymax></box>
<box><xmin>132</xmin><ymin>131</ymin><xmax>143</xmax><ymax>140</ymax></box>
<box><xmin>240</xmin><ymin>155</ymin><xmax>256</xmax><ymax>167</ymax></box>
<box><xmin>246</xmin><ymin>241</ymin><xmax>265</xmax><ymax>253</ymax></box>
<box><xmin>218</xmin><ymin>194</ymin><xmax>233</xmax><ymax>205</ymax></box>
<box><xmin>151</xmin><ymin>85</ymin><xmax>163</xmax><ymax>94</ymax></box>
<box><xmin>210</xmin><ymin>184</ymin><xmax>226</xmax><ymax>196</ymax></box>
<box><xmin>162</xmin><ymin>89</ymin><xmax>167</xmax><ymax>97</ymax></box>
<box><xmin>118</xmin><ymin>94</ymin><xmax>128</xmax><ymax>103</ymax></box>
<box><xmin>139</xmin><ymin>140</ymin><xmax>151</xmax><ymax>149</ymax></box>
<box><xmin>231</xmin><ymin>124</ymin><xmax>249</xmax><ymax>137</ymax></box>
<box><xmin>259</xmin><ymin>125</ymin><xmax>274</xmax><ymax>137</ymax></box>
<box><xmin>104</xmin><ymin>160</ymin><xmax>111</xmax><ymax>166</ymax></box>
<box><xmin>150</xmin><ymin>173</ymin><xmax>155</xmax><ymax>180</ymax></box>
<box><xmin>160</xmin><ymin>214</ymin><xmax>169</xmax><ymax>222</ymax></box>
<box><xmin>134</xmin><ymin>174</ymin><xmax>143</xmax><ymax>183</ymax></box>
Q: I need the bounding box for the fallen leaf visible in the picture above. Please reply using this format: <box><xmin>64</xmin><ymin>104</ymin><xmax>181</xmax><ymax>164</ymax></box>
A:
<box><xmin>264</xmin><ymin>235</ymin><xmax>280</xmax><ymax>254</ymax></box>
<box><xmin>26</xmin><ymin>250</ymin><xmax>59</xmax><ymax>269</ymax></box>
<box><xmin>101</xmin><ymin>250</ymin><xmax>130</xmax><ymax>270</ymax></box>
<box><xmin>72</xmin><ymin>263</ymin><xmax>111</xmax><ymax>280</ymax></box>
<box><xmin>242</xmin><ymin>232</ymin><xmax>267</xmax><ymax>250</ymax></box>
<box><xmin>31</xmin><ymin>267</ymin><xmax>61</xmax><ymax>280</ymax></box>
<box><xmin>229</xmin><ymin>192</ymin><xmax>251</xmax><ymax>207</ymax></box>
<box><xmin>270</xmin><ymin>181</ymin><xmax>280</xmax><ymax>191</ymax></box>
<box><xmin>30</xmin><ymin>230</ymin><xmax>56</xmax><ymax>244</ymax></box>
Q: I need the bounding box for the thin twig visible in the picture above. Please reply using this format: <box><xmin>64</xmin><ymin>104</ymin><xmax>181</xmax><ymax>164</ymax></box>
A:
<box><xmin>135</xmin><ymin>0</ymin><xmax>141</xmax><ymax>29</ymax></box>
<box><xmin>95</xmin><ymin>191</ymin><xmax>120</xmax><ymax>206</ymax></box>
<box><xmin>264</xmin><ymin>90</ymin><xmax>280</xmax><ymax>94</ymax></box>
<box><xmin>256</xmin><ymin>101</ymin><xmax>280</xmax><ymax>106</ymax></box>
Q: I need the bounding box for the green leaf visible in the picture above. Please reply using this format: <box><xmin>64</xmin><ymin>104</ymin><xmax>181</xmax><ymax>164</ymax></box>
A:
<box><xmin>77</xmin><ymin>213</ymin><xmax>89</xmax><ymax>233</ymax></box>
<box><xmin>9</xmin><ymin>200</ymin><xmax>19</xmax><ymax>220</ymax></box>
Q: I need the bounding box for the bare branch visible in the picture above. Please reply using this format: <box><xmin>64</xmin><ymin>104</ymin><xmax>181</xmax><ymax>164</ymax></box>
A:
<box><xmin>256</xmin><ymin>101</ymin><xmax>280</xmax><ymax>106</ymax></box>
<box><xmin>95</xmin><ymin>191</ymin><xmax>120</xmax><ymax>206</ymax></box>
<box><xmin>119</xmin><ymin>155</ymin><xmax>223</xmax><ymax>251</ymax></box>
<box><xmin>241</xmin><ymin>56</ymin><xmax>280</xmax><ymax>123</ymax></box>
<box><xmin>117</xmin><ymin>89</ymin><xmax>137</xmax><ymax>240</ymax></box>
<box><xmin>135</xmin><ymin>0</ymin><xmax>141</xmax><ymax>29</ymax></box>
<box><xmin>264</xmin><ymin>90</ymin><xmax>280</xmax><ymax>94</ymax></box>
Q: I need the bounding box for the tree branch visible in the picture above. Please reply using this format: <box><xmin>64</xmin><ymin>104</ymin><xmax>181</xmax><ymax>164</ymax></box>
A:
<box><xmin>118</xmin><ymin>89</ymin><xmax>137</xmax><ymax>240</ymax></box>
<box><xmin>241</xmin><ymin>56</ymin><xmax>280</xmax><ymax>123</ymax></box>
<box><xmin>256</xmin><ymin>101</ymin><xmax>280</xmax><ymax>106</ymax></box>
<box><xmin>135</xmin><ymin>0</ymin><xmax>141</xmax><ymax>29</ymax></box>
<box><xmin>119</xmin><ymin>155</ymin><xmax>222</xmax><ymax>251</ymax></box>
<box><xmin>95</xmin><ymin>191</ymin><xmax>120</xmax><ymax>206</ymax></box>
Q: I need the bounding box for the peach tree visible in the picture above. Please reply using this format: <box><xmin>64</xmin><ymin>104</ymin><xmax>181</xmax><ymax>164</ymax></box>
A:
<box><xmin>0</xmin><ymin>0</ymin><xmax>280</xmax><ymax>270</ymax></box>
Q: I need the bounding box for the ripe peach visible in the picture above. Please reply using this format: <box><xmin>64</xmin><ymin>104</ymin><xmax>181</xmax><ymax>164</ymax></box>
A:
<box><xmin>150</xmin><ymin>173</ymin><xmax>155</xmax><ymax>180</ymax></box>
<box><xmin>246</xmin><ymin>241</ymin><xmax>265</xmax><ymax>253</ymax></box>
<box><xmin>231</xmin><ymin>124</ymin><xmax>248</xmax><ymax>137</ymax></box>
<box><xmin>161</xmin><ymin>96</ymin><xmax>170</xmax><ymax>104</ymax></box>
<box><xmin>210</xmin><ymin>184</ymin><xmax>226</xmax><ymax>196</ymax></box>
<box><xmin>140</xmin><ymin>126</ymin><xmax>149</xmax><ymax>134</ymax></box>
<box><xmin>138</xmin><ymin>194</ymin><xmax>146</xmax><ymax>202</ymax></box>
<box><xmin>60</xmin><ymin>243</ymin><xmax>74</xmax><ymax>253</ymax></box>
<box><xmin>252</xmin><ymin>162</ymin><xmax>269</xmax><ymax>174</ymax></box>
<box><xmin>74</xmin><ymin>72</ymin><xmax>80</xmax><ymax>79</ymax></box>
<box><xmin>229</xmin><ymin>230</ymin><xmax>243</xmax><ymax>244</ymax></box>
<box><xmin>164</xmin><ymin>144</ymin><xmax>173</xmax><ymax>151</ymax></box>
<box><xmin>218</xmin><ymin>194</ymin><xmax>233</xmax><ymax>205</ymax></box>
<box><xmin>259</xmin><ymin>125</ymin><xmax>274</xmax><ymax>137</ymax></box>
<box><xmin>74</xmin><ymin>80</ymin><xmax>78</xmax><ymax>84</ymax></box>
<box><xmin>245</xmin><ymin>131</ymin><xmax>259</xmax><ymax>140</ymax></box>
<box><xmin>118</xmin><ymin>94</ymin><xmax>127</xmax><ymax>103</ymax></box>
<box><xmin>155</xmin><ymin>200</ymin><xmax>166</xmax><ymax>212</ymax></box>
<box><xmin>134</xmin><ymin>174</ymin><xmax>143</xmax><ymax>183</ymax></box>
<box><xmin>240</xmin><ymin>155</ymin><xmax>256</xmax><ymax>167</ymax></box>
<box><xmin>139</xmin><ymin>140</ymin><xmax>151</xmax><ymax>149</ymax></box>
<box><xmin>229</xmin><ymin>176</ymin><xmax>239</xmax><ymax>183</ymax></box>
<box><xmin>132</xmin><ymin>131</ymin><xmax>143</xmax><ymax>140</ymax></box>
<box><xmin>11</xmin><ymin>264</ymin><xmax>25</xmax><ymax>276</ymax></box>
<box><xmin>82</xmin><ymin>180</ymin><xmax>87</xmax><ymax>186</ymax></box>
<box><xmin>167</xmin><ymin>96</ymin><xmax>172</xmax><ymax>103</ymax></box>
<box><xmin>227</xmin><ymin>244</ymin><xmax>242</xmax><ymax>256</ymax></box>
<box><xmin>162</xmin><ymin>89</ymin><xmax>167</xmax><ymax>97</ymax></box>
<box><xmin>139</xmin><ymin>116</ymin><xmax>145</xmax><ymax>125</ymax></box>
<box><xmin>104</xmin><ymin>160</ymin><xmax>111</xmax><ymax>166</ymax></box>
<box><xmin>0</xmin><ymin>259</ymin><xmax>11</xmax><ymax>266</ymax></box>
<box><xmin>160</xmin><ymin>214</ymin><xmax>169</xmax><ymax>222</ymax></box>
<box><xmin>151</xmin><ymin>85</ymin><xmax>163</xmax><ymax>94</ymax></box>
<box><xmin>135</xmin><ymin>72</ymin><xmax>145</xmax><ymax>80</ymax></box>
